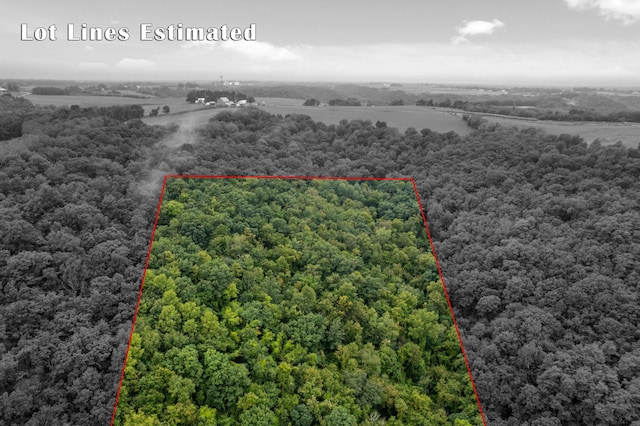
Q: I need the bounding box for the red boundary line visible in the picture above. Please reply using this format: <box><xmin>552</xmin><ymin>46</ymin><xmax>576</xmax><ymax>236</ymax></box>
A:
<box><xmin>164</xmin><ymin>174</ymin><xmax>412</xmax><ymax>181</ymax></box>
<box><xmin>411</xmin><ymin>178</ymin><xmax>487</xmax><ymax>426</ymax></box>
<box><xmin>110</xmin><ymin>174</ymin><xmax>168</xmax><ymax>425</ymax></box>
<box><xmin>110</xmin><ymin>174</ymin><xmax>486</xmax><ymax>425</ymax></box>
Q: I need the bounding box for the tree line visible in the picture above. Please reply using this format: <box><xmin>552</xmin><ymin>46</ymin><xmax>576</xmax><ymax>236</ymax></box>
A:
<box><xmin>417</xmin><ymin>98</ymin><xmax>640</xmax><ymax>123</ymax></box>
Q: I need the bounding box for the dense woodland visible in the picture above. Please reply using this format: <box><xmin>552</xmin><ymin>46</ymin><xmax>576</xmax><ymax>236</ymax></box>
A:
<box><xmin>114</xmin><ymin>178</ymin><xmax>481</xmax><ymax>425</ymax></box>
<box><xmin>1</xmin><ymin>100</ymin><xmax>640</xmax><ymax>425</ymax></box>
<box><xmin>0</xmin><ymin>95</ymin><xmax>38</xmax><ymax>141</ymax></box>
<box><xmin>0</xmin><ymin>95</ymin><xmax>144</xmax><ymax>142</ymax></box>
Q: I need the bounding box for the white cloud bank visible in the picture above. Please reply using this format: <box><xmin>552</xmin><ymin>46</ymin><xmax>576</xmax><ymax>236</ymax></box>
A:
<box><xmin>3</xmin><ymin>37</ymin><xmax>638</xmax><ymax>86</ymax></box>
<box><xmin>242</xmin><ymin>40</ymin><xmax>638</xmax><ymax>86</ymax></box>
<box><xmin>452</xmin><ymin>19</ymin><xmax>505</xmax><ymax>44</ymax></box>
<box><xmin>182</xmin><ymin>40</ymin><xmax>300</xmax><ymax>62</ymax></box>
<box><xmin>564</xmin><ymin>0</ymin><xmax>640</xmax><ymax>24</ymax></box>
<box><xmin>221</xmin><ymin>41</ymin><xmax>300</xmax><ymax>61</ymax></box>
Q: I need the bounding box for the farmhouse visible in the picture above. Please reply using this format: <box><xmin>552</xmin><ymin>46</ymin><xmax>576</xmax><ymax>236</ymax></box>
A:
<box><xmin>216</xmin><ymin>97</ymin><xmax>234</xmax><ymax>107</ymax></box>
<box><xmin>236</xmin><ymin>99</ymin><xmax>247</xmax><ymax>107</ymax></box>
<box><xmin>195</xmin><ymin>97</ymin><xmax>206</xmax><ymax>104</ymax></box>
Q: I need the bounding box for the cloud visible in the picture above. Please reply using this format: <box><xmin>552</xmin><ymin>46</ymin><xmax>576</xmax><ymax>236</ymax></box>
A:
<box><xmin>564</xmin><ymin>0</ymin><xmax>640</xmax><ymax>24</ymax></box>
<box><xmin>180</xmin><ymin>40</ymin><xmax>213</xmax><ymax>49</ymax></box>
<box><xmin>221</xmin><ymin>41</ymin><xmax>300</xmax><ymax>61</ymax></box>
<box><xmin>255</xmin><ymin>40</ymin><xmax>639</xmax><ymax>85</ymax></box>
<box><xmin>181</xmin><ymin>39</ymin><xmax>299</xmax><ymax>61</ymax></box>
<box><xmin>170</xmin><ymin>38</ymin><xmax>638</xmax><ymax>85</ymax></box>
<box><xmin>452</xmin><ymin>19</ymin><xmax>505</xmax><ymax>44</ymax></box>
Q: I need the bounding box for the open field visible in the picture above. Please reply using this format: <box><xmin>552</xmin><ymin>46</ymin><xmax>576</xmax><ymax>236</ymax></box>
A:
<box><xmin>481</xmin><ymin>115</ymin><xmax>640</xmax><ymax>147</ymax></box>
<box><xmin>144</xmin><ymin>97</ymin><xmax>473</xmax><ymax>135</ymax></box>
<box><xmin>141</xmin><ymin>106</ymin><xmax>221</xmax><ymax>127</ymax></box>
<box><xmin>366</xmin><ymin>83</ymin><xmax>507</xmax><ymax>97</ymax></box>
<box><xmin>143</xmin><ymin>99</ymin><xmax>640</xmax><ymax>146</ymax></box>
<box><xmin>258</xmin><ymin>98</ymin><xmax>473</xmax><ymax>134</ymax></box>
<box><xmin>24</xmin><ymin>94</ymin><xmax>199</xmax><ymax>115</ymax></box>
<box><xmin>22</xmin><ymin>93</ymin><xmax>640</xmax><ymax>146</ymax></box>
<box><xmin>25</xmin><ymin>94</ymin><xmax>157</xmax><ymax>107</ymax></box>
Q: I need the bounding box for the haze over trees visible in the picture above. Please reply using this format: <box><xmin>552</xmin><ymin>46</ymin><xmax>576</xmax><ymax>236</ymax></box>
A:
<box><xmin>1</xmin><ymin>100</ymin><xmax>639</xmax><ymax>424</ymax></box>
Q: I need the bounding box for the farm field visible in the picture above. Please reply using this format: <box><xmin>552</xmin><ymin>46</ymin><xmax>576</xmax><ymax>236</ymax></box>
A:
<box><xmin>24</xmin><ymin>94</ymin><xmax>199</xmax><ymax>116</ymax></box>
<box><xmin>25</xmin><ymin>94</ymin><xmax>157</xmax><ymax>107</ymax></box>
<box><xmin>482</xmin><ymin>115</ymin><xmax>640</xmax><ymax>147</ymax></box>
<box><xmin>144</xmin><ymin>97</ymin><xmax>473</xmax><ymax>135</ymax></box>
<box><xmin>23</xmin><ymin>93</ymin><xmax>639</xmax><ymax>146</ymax></box>
<box><xmin>258</xmin><ymin>98</ymin><xmax>473</xmax><ymax>135</ymax></box>
<box><xmin>142</xmin><ymin>106</ymin><xmax>221</xmax><ymax>127</ymax></box>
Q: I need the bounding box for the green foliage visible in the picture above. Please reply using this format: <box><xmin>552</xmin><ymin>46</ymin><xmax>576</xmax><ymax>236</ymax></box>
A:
<box><xmin>115</xmin><ymin>179</ymin><xmax>482</xmax><ymax>425</ymax></box>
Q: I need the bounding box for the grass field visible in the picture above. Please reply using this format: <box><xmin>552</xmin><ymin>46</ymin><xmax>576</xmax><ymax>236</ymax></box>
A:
<box><xmin>26</xmin><ymin>94</ymin><xmax>158</xmax><ymax>107</ymax></box>
<box><xmin>258</xmin><ymin>98</ymin><xmax>473</xmax><ymax>134</ymax></box>
<box><xmin>482</xmin><ymin>115</ymin><xmax>640</xmax><ymax>148</ymax></box>
<box><xmin>23</xmin><ymin>93</ymin><xmax>640</xmax><ymax>146</ymax></box>
<box><xmin>143</xmin><ymin>97</ymin><xmax>473</xmax><ymax>135</ymax></box>
<box><xmin>141</xmin><ymin>107</ymin><xmax>221</xmax><ymax>127</ymax></box>
<box><xmin>24</xmin><ymin>94</ymin><xmax>199</xmax><ymax>116</ymax></box>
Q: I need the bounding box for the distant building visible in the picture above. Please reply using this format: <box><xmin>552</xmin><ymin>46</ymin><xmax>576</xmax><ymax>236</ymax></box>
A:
<box><xmin>236</xmin><ymin>99</ymin><xmax>247</xmax><ymax>107</ymax></box>
<box><xmin>195</xmin><ymin>97</ymin><xmax>206</xmax><ymax>104</ymax></box>
<box><xmin>216</xmin><ymin>97</ymin><xmax>234</xmax><ymax>107</ymax></box>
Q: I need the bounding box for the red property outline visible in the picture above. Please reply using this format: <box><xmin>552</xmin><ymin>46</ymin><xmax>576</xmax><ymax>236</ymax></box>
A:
<box><xmin>110</xmin><ymin>174</ymin><xmax>487</xmax><ymax>426</ymax></box>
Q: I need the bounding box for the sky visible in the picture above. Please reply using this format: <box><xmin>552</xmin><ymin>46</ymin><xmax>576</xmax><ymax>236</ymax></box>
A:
<box><xmin>2</xmin><ymin>0</ymin><xmax>640</xmax><ymax>86</ymax></box>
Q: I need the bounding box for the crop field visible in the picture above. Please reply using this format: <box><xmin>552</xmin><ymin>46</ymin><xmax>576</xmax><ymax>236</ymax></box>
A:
<box><xmin>25</xmin><ymin>94</ymin><xmax>199</xmax><ymax>116</ymax></box>
<box><xmin>482</xmin><ymin>115</ymin><xmax>640</xmax><ymax>147</ymax></box>
<box><xmin>25</xmin><ymin>94</ymin><xmax>158</xmax><ymax>107</ymax></box>
<box><xmin>24</xmin><ymin>93</ymin><xmax>638</xmax><ymax>146</ymax></box>
<box><xmin>142</xmin><ymin>107</ymin><xmax>221</xmax><ymax>127</ymax></box>
<box><xmin>144</xmin><ymin>97</ymin><xmax>473</xmax><ymax>135</ymax></box>
<box><xmin>257</xmin><ymin>98</ymin><xmax>473</xmax><ymax>135</ymax></box>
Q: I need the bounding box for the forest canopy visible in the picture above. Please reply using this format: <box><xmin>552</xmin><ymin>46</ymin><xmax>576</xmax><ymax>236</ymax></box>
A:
<box><xmin>1</xmin><ymin>101</ymin><xmax>639</xmax><ymax>425</ymax></box>
<box><xmin>114</xmin><ymin>178</ymin><xmax>482</xmax><ymax>426</ymax></box>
